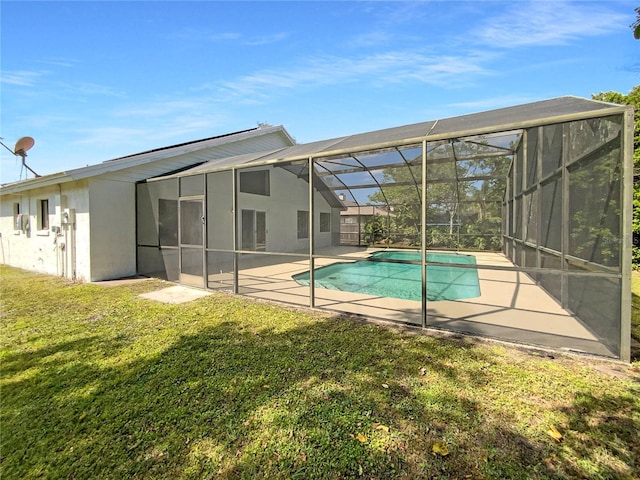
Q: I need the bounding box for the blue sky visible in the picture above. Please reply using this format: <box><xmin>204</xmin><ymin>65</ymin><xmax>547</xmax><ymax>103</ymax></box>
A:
<box><xmin>1</xmin><ymin>0</ymin><xmax>638</xmax><ymax>183</ymax></box>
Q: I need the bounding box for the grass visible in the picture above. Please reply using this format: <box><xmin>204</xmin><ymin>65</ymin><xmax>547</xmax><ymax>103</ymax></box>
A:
<box><xmin>630</xmin><ymin>270</ymin><xmax>640</xmax><ymax>360</ymax></box>
<box><xmin>1</xmin><ymin>265</ymin><xmax>639</xmax><ymax>480</ymax></box>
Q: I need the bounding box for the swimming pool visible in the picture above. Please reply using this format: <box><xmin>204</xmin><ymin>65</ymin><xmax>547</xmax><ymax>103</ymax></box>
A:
<box><xmin>292</xmin><ymin>251</ymin><xmax>480</xmax><ymax>302</ymax></box>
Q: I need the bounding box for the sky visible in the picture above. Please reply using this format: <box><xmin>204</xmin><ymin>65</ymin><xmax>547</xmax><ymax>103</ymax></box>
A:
<box><xmin>1</xmin><ymin>0</ymin><xmax>638</xmax><ymax>184</ymax></box>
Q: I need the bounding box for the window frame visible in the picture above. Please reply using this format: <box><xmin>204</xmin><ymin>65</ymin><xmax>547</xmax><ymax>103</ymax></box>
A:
<box><xmin>38</xmin><ymin>199</ymin><xmax>50</xmax><ymax>231</ymax></box>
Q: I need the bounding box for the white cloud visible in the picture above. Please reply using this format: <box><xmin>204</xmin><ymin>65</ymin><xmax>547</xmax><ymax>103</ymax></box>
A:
<box><xmin>93</xmin><ymin>99</ymin><xmax>229</xmax><ymax>147</ymax></box>
<box><xmin>168</xmin><ymin>28</ymin><xmax>241</xmax><ymax>42</ymax></box>
<box><xmin>209</xmin><ymin>49</ymin><xmax>494</xmax><ymax>102</ymax></box>
<box><xmin>168</xmin><ymin>28</ymin><xmax>288</xmax><ymax>46</ymax></box>
<box><xmin>245</xmin><ymin>32</ymin><xmax>291</xmax><ymax>46</ymax></box>
<box><xmin>349</xmin><ymin>30</ymin><xmax>395</xmax><ymax>48</ymax></box>
<box><xmin>75</xmin><ymin>82</ymin><xmax>125</xmax><ymax>98</ymax></box>
<box><xmin>72</xmin><ymin>126</ymin><xmax>150</xmax><ymax>147</ymax></box>
<box><xmin>208</xmin><ymin>32</ymin><xmax>243</xmax><ymax>42</ymax></box>
<box><xmin>36</xmin><ymin>58</ymin><xmax>77</xmax><ymax>68</ymax></box>
<box><xmin>113</xmin><ymin>99</ymin><xmax>212</xmax><ymax>119</ymax></box>
<box><xmin>475</xmin><ymin>1</ymin><xmax>627</xmax><ymax>48</ymax></box>
<box><xmin>448</xmin><ymin>94</ymin><xmax>542</xmax><ymax>112</ymax></box>
<box><xmin>1</xmin><ymin>70</ymin><xmax>46</xmax><ymax>87</ymax></box>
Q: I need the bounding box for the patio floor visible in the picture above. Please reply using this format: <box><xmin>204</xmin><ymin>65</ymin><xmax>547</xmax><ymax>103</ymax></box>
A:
<box><xmin>207</xmin><ymin>248</ymin><xmax>615</xmax><ymax>358</ymax></box>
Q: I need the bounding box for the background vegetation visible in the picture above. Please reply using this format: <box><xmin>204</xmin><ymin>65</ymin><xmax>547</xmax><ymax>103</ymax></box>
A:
<box><xmin>592</xmin><ymin>85</ymin><xmax>640</xmax><ymax>266</ymax></box>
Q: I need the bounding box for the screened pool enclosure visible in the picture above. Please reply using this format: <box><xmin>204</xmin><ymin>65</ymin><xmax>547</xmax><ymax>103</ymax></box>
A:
<box><xmin>136</xmin><ymin>97</ymin><xmax>633</xmax><ymax>361</ymax></box>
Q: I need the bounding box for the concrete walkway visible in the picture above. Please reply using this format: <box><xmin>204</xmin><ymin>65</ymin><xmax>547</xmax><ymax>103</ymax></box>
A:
<box><xmin>93</xmin><ymin>277</ymin><xmax>212</xmax><ymax>304</ymax></box>
<box><xmin>139</xmin><ymin>285</ymin><xmax>212</xmax><ymax>304</ymax></box>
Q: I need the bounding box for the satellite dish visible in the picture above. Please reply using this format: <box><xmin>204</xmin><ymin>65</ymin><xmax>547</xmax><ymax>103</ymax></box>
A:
<box><xmin>14</xmin><ymin>136</ymin><xmax>35</xmax><ymax>158</ymax></box>
<box><xmin>0</xmin><ymin>136</ymin><xmax>40</xmax><ymax>178</ymax></box>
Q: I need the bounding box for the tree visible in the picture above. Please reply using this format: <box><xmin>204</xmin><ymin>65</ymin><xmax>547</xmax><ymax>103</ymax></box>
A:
<box><xmin>632</xmin><ymin>7</ymin><xmax>640</xmax><ymax>39</ymax></box>
<box><xmin>367</xmin><ymin>140</ymin><xmax>509</xmax><ymax>251</ymax></box>
<box><xmin>592</xmin><ymin>86</ymin><xmax>640</xmax><ymax>265</ymax></box>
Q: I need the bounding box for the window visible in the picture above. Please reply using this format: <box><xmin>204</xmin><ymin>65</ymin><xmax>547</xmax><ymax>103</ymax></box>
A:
<box><xmin>320</xmin><ymin>212</ymin><xmax>331</xmax><ymax>233</ymax></box>
<box><xmin>241</xmin><ymin>210</ymin><xmax>267</xmax><ymax>251</ymax></box>
<box><xmin>38</xmin><ymin>199</ymin><xmax>49</xmax><ymax>230</ymax></box>
<box><xmin>239</xmin><ymin>170</ymin><xmax>270</xmax><ymax>196</ymax></box>
<box><xmin>297</xmin><ymin>210</ymin><xmax>309</xmax><ymax>239</ymax></box>
<box><xmin>13</xmin><ymin>203</ymin><xmax>20</xmax><ymax>230</ymax></box>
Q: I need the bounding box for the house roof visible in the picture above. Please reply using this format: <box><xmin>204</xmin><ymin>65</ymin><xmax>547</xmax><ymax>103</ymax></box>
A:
<box><xmin>163</xmin><ymin>96</ymin><xmax>629</xmax><ymax>178</ymax></box>
<box><xmin>0</xmin><ymin>125</ymin><xmax>295</xmax><ymax>195</ymax></box>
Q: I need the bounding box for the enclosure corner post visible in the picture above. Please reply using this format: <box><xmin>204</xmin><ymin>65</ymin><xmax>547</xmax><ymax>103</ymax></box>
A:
<box><xmin>232</xmin><ymin>167</ymin><xmax>239</xmax><ymax>295</ymax></box>
<box><xmin>421</xmin><ymin>139</ymin><xmax>428</xmax><ymax>328</ymax></box>
<box><xmin>620</xmin><ymin>108</ymin><xmax>634</xmax><ymax>362</ymax></box>
<box><xmin>309</xmin><ymin>157</ymin><xmax>315</xmax><ymax>308</ymax></box>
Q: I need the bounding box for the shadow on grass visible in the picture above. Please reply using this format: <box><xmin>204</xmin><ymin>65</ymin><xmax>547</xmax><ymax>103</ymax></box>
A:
<box><xmin>0</xmin><ymin>335</ymin><xmax>128</xmax><ymax>378</ymax></box>
<box><xmin>2</xmin><ymin>315</ymin><xmax>638</xmax><ymax>479</ymax></box>
<box><xmin>558</xmin><ymin>389</ymin><xmax>640</xmax><ymax>480</ymax></box>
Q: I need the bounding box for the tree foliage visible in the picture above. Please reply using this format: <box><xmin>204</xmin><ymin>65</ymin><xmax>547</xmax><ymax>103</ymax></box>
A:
<box><xmin>592</xmin><ymin>86</ymin><xmax>640</xmax><ymax>266</ymax></box>
<box><xmin>367</xmin><ymin>140</ymin><xmax>509</xmax><ymax>251</ymax></box>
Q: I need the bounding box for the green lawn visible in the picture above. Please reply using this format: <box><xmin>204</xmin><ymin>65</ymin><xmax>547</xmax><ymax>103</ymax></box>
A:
<box><xmin>1</xmin><ymin>265</ymin><xmax>638</xmax><ymax>480</ymax></box>
<box><xmin>631</xmin><ymin>270</ymin><xmax>640</xmax><ymax>360</ymax></box>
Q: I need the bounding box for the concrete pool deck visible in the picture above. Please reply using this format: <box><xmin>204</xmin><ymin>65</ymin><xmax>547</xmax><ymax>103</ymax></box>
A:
<box><xmin>206</xmin><ymin>248</ymin><xmax>615</xmax><ymax>358</ymax></box>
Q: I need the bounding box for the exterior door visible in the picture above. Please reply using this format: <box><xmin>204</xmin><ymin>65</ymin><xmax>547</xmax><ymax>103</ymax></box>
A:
<box><xmin>179</xmin><ymin>198</ymin><xmax>205</xmax><ymax>287</ymax></box>
<box><xmin>241</xmin><ymin>210</ymin><xmax>266</xmax><ymax>251</ymax></box>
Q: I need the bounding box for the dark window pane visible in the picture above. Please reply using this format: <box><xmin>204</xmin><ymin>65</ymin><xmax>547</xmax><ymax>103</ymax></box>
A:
<box><xmin>320</xmin><ymin>212</ymin><xmax>331</xmax><ymax>233</ymax></box>
<box><xmin>40</xmin><ymin>199</ymin><xmax>49</xmax><ymax>229</ymax></box>
<box><xmin>240</xmin><ymin>170</ymin><xmax>270</xmax><ymax>196</ymax></box>
<box><xmin>242</xmin><ymin>210</ymin><xmax>255</xmax><ymax>250</ymax></box>
<box><xmin>297</xmin><ymin>210</ymin><xmax>309</xmax><ymax>239</ymax></box>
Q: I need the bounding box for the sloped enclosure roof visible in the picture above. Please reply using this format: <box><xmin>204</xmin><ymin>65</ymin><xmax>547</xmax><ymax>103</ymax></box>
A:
<box><xmin>164</xmin><ymin>96</ymin><xmax>628</xmax><ymax>179</ymax></box>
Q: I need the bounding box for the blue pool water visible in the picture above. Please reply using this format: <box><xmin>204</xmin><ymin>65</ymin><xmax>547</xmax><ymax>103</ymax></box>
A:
<box><xmin>292</xmin><ymin>251</ymin><xmax>480</xmax><ymax>302</ymax></box>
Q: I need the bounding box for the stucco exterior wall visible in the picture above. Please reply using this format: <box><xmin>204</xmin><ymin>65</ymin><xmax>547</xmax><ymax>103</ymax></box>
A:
<box><xmin>0</xmin><ymin>180</ymin><xmax>90</xmax><ymax>280</ymax></box>
<box><xmin>88</xmin><ymin>178</ymin><xmax>137</xmax><ymax>281</ymax></box>
<box><xmin>237</xmin><ymin>165</ymin><xmax>337</xmax><ymax>253</ymax></box>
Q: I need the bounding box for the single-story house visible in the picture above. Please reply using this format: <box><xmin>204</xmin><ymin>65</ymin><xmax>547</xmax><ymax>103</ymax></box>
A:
<box><xmin>0</xmin><ymin>125</ymin><xmax>295</xmax><ymax>281</ymax></box>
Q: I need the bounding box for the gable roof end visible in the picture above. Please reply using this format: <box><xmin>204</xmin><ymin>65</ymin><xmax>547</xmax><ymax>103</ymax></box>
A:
<box><xmin>0</xmin><ymin>125</ymin><xmax>295</xmax><ymax>195</ymax></box>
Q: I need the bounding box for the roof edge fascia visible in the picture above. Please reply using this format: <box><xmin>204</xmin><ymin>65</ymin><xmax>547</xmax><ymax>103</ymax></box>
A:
<box><xmin>0</xmin><ymin>173</ymin><xmax>73</xmax><ymax>196</ymax></box>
